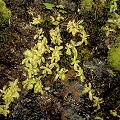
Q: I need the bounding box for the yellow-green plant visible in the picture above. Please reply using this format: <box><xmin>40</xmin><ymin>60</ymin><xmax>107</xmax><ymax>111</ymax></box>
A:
<box><xmin>0</xmin><ymin>79</ymin><xmax>21</xmax><ymax>116</ymax></box>
<box><xmin>40</xmin><ymin>63</ymin><xmax>53</xmax><ymax>75</ymax></box>
<box><xmin>31</xmin><ymin>15</ymin><xmax>44</xmax><ymax>25</ymax></box>
<box><xmin>54</xmin><ymin>68</ymin><xmax>68</xmax><ymax>80</ymax></box>
<box><xmin>102</xmin><ymin>0</ymin><xmax>119</xmax><ymax>36</ymax></box>
<box><xmin>94</xmin><ymin>116</ymin><xmax>104</xmax><ymax>120</ymax></box>
<box><xmin>23</xmin><ymin>76</ymin><xmax>43</xmax><ymax>94</ymax></box>
<box><xmin>50</xmin><ymin>13</ymin><xmax>64</xmax><ymax>25</ymax></box>
<box><xmin>109</xmin><ymin>0</ymin><xmax>118</xmax><ymax>14</ymax></box>
<box><xmin>22</xmin><ymin>12</ymin><xmax>88</xmax><ymax>95</ymax></box>
<box><xmin>75</xmin><ymin>66</ymin><xmax>86</xmax><ymax>82</ymax></box>
<box><xmin>107</xmin><ymin>13</ymin><xmax>120</xmax><ymax>29</ymax></box>
<box><xmin>93</xmin><ymin>96</ymin><xmax>103</xmax><ymax>111</ymax></box>
<box><xmin>102</xmin><ymin>25</ymin><xmax>116</xmax><ymax>37</ymax></box>
<box><xmin>103</xmin><ymin>13</ymin><xmax>120</xmax><ymax>36</ymax></box>
<box><xmin>49</xmin><ymin>46</ymin><xmax>63</xmax><ymax>63</ymax></box>
<box><xmin>22</xmin><ymin>28</ymin><xmax>48</xmax><ymax>94</ymax></box>
<box><xmin>110</xmin><ymin>110</ymin><xmax>120</xmax><ymax>118</ymax></box>
<box><xmin>50</xmin><ymin>26</ymin><xmax>62</xmax><ymax>45</ymax></box>
<box><xmin>82</xmin><ymin>82</ymin><xmax>95</xmax><ymax>101</ymax></box>
<box><xmin>82</xmin><ymin>82</ymin><xmax>104</xmax><ymax>112</ymax></box>
<box><xmin>0</xmin><ymin>0</ymin><xmax>11</xmax><ymax>25</ymax></box>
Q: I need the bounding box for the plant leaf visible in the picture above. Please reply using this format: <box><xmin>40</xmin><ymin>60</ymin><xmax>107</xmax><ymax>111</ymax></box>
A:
<box><xmin>59</xmin><ymin>10</ymin><xmax>67</xmax><ymax>14</ymax></box>
<box><xmin>43</xmin><ymin>3</ymin><xmax>54</xmax><ymax>10</ymax></box>
<box><xmin>56</xmin><ymin>5</ymin><xmax>64</xmax><ymax>9</ymax></box>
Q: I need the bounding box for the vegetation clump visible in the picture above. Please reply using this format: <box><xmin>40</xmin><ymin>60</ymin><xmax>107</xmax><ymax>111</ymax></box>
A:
<box><xmin>0</xmin><ymin>0</ymin><xmax>120</xmax><ymax>119</ymax></box>
<box><xmin>22</xmin><ymin>12</ymin><xmax>88</xmax><ymax>94</ymax></box>
<box><xmin>0</xmin><ymin>0</ymin><xmax>11</xmax><ymax>26</ymax></box>
<box><xmin>108</xmin><ymin>35</ymin><xmax>120</xmax><ymax>71</ymax></box>
<box><xmin>0</xmin><ymin>80</ymin><xmax>21</xmax><ymax>116</ymax></box>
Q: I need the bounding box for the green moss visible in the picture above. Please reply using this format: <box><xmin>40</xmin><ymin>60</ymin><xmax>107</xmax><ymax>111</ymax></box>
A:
<box><xmin>81</xmin><ymin>48</ymin><xmax>92</xmax><ymax>61</ymax></box>
<box><xmin>0</xmin><ymin>0</ymin><xmax>11</xmax><ymax>26</ymax></box>
<box><xmin>80</xmin><ymin>0</ymin><xmax>94</xmax><ymax>13</ymax></box>
<box><xmin>108</xmin><ymin>35</ymin><xmax>120</xmax><ymax>70</ymax></box>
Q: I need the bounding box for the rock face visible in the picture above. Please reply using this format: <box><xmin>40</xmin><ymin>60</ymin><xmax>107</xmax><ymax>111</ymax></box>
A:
<box><xmin>6</xmin><ymin>70</ymin><xmax>86</xmax><ymax>120</ymax></box>
<box><xmin>83</xmin><ymin>58</ymin><xmax>107</xmax><ymax>78</ymax></box>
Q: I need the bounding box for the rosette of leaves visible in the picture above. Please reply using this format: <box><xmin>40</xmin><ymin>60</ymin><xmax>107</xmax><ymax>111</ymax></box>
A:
<box><xmin>75</xmin><ymin>66</ymin><xmax>86</xmax><ymax>82</ymax></box>
<box><xmin>22</xmin><ymin>41</ymin><xmax>46</xmax><ymax>78</ymax></box>
<box><xmin>107</xmin><ymin>13</ymin><xmax>120</xmax><ymax>29</ymax></box>
<box><xmin>49</xmin><ymin>46</ymin><xmax>63</xmax><ymax>63</ymax></box>
<box><xmin>102</xmin><ymin>1</ymin><xmax>119</xmax><ymax>36</ymax></box>
<box><xmin>50</xmin><ymin>13</ymin><xmax>64</xmax><ymax>25</ymax></box>
<box><xmin>103</xmin><ymin>14</ymin><xmax>120</xmax><ymax>37</ymax></box>
<box><xmin>54</xmin><ymin>68</ymin><xmax>68</xmax><ymax>80</ymax></box>
<box><xmin>0</xmin><ymin>79</ymin><xmax>21</xmax><ymax>116</ymax></box>
<box><xmin>93</xmin><ymin>96</ymin><xmax>103</xmax><ymax>111</ymax></box>
<box><xmin>67</xmin><ymin>19</ymin><xmax>84</xmax><ymax>36</ymax></box>
<box><xmin>31</xmin><ymin>15</ymin><xmax>44</xmax><ymax>25</ymax></box>
<box><xmin>79</xmin><ymin>30</ymin><xmax>89</xmax><ymax>45</ymax></box>
<box><xmin>110</xmin><ymin>110</ymin><xmax>120</xmax><ymax>118</ymax></box>
<box><xmin>65</xmin><ymin>40</ymin><xmax>86</xmax><ymax>82</ymax></box>
<box><xmin>23</xmin><ymin>76</ymin><xmax>43</xmax><ymax>94</ymax></box>
<box><xmin>67</xmin><ymin>20</ymin><xmax>89</xmax><ymax>45</ymax></box>
<box><xmin>82</xmin><ymin>82</ymin><xmax>95</xmax><ymax>101</ymax></box>
<box><xmin>66</xmin><ymin>40</ymin><xmax>85</xmax><ymax>58</ymax></box>
<box><xmin>40</xmin><ymin>63</ymin><xmax>53</xmax><ymax>75</ymax></box>
<box><xmin>102</xmin><ymin>25</ymin><xmax>116</xmax><ymax>37</ymax></box>
<box><xmin>50</xmin><ymin>26</ymin><xmax>62</xmax><ymax>45</ymax></box>
<box><xmin>66</xmin><ymin>40</ymin><xmax>78</xmax><ymax>59</ymax></box>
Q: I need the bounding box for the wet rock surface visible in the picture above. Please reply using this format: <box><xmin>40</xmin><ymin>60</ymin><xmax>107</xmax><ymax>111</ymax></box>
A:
<box><xmin>6</xmin><ymin>80</ymin><xmax>86</xmax><ymax>120</ymax></box>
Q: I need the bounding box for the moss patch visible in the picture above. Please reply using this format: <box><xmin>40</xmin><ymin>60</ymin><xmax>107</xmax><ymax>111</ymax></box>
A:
<box><xmin>108</xmin><ymin>35</ymin><xmax>120</xmax><ymax>71</ymax></box>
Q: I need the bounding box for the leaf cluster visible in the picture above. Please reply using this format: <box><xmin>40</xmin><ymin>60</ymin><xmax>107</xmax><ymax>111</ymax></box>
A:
<box><xmin>0</xmin><ymin>79</ymin><xmax>21</xmax><ymax>116</ymax></box>
<box><xmin>102</xmin><ymin>0</ymin><xmax>120</xmax><ymax>36</ymax></box>
<box><xmin>83</xmin><ymin>82</ymin><xmax>103</xmax><ymax>111</ymax></box>
<box><xmin>22</xmin><ymin>11</ymin><xmax>89</xmax><ymax>95</ymax></box>
<box><xmin>43</xmin><ymin>3</ymin><xmax>67</xmax><ymax>14</ymax></box>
